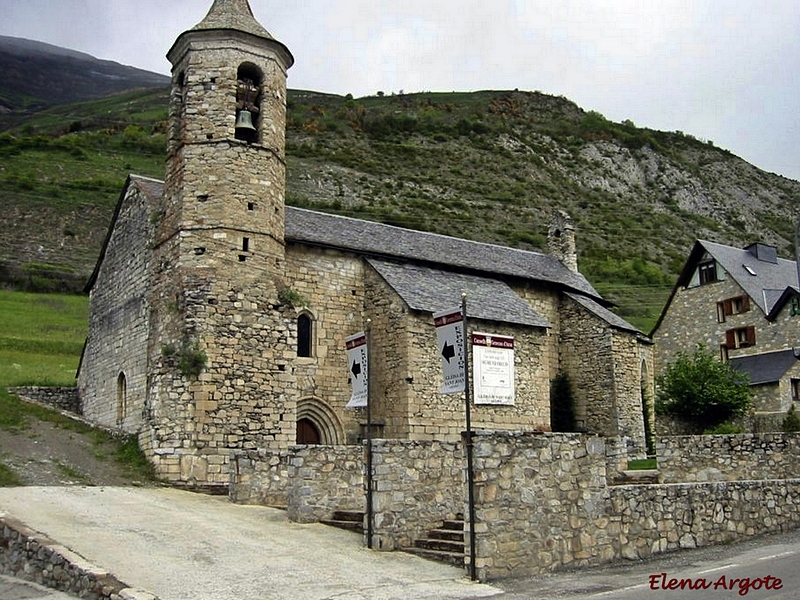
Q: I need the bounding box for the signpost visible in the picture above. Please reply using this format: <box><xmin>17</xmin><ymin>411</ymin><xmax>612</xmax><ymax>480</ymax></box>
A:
<box><xmin>345</xmin><ymin>327</ymin><xmax>373</xmax><ymax>548</ymax></box>
<box><xmin>434</xmin><ymin>298</ymin><xmax>477</xmax><ymax>581</ymax></box>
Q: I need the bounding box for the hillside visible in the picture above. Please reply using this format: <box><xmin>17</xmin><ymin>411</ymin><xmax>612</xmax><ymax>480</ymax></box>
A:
<box><xmin>1</xmin><ymin>78</ymin><xmax>799</xmax><ymax>330</ymax></box>
<box><xmin>0</xmin><ymin>36</ymin><xmax>169</xmax><ymax>123</ymax></box>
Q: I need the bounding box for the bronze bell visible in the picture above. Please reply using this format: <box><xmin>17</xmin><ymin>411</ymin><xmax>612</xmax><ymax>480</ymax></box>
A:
<box><xmin>235</xmin><ymin>110</ymin><xmax>257</xmax><ymax>133</ymax></box>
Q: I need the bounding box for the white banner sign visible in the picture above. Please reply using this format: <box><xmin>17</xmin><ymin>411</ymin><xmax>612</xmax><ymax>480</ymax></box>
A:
<box><xmin>345</xmin><ymin>331</ymin><xmax>368</xmax><ymax>408</ymax></box>
<box><xmin>472</xmin><ymin>332</ymin><xmax>515</xmax><ymax>405</ymax></box>
<box><xmin>433</xmin><ymin>307</ymin><xmax>466</xmax><ymax>394</ymax></box>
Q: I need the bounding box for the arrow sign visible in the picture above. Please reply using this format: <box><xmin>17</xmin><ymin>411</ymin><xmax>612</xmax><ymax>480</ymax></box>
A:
<box><xmin>345</xmin><ymin>331</ymin><xmax>368</xmax><ymax>408</ymax></box>
<box><xmin>442</xmin><ymin>341</ymin><xmax>456</xmax><ymax>363</ymax></box>
<box><xmin>433</xmin><ymin>307</ymin><xmax>465</xmax><ymax>394</ymax></box>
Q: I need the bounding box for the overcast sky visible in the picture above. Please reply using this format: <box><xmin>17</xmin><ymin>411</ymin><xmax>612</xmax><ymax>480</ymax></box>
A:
<box><xmin>1</xmin><ymin>0</ymin><xmax>798</xmax><ymax>181</ymax></box>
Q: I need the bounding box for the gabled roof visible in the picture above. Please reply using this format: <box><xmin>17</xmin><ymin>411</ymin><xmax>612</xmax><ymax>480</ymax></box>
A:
<box><xmin>368</xmin><ymin>258</ymin><xmax>551</xmax><ymax>328</ymax></box>
<box><xmin>85</xmin><ymin>175</ymin><xmax>162</xmax><ymax>293</ymax></box>
<box><xmin>88</xmin><ymin>177</ymin><xmax>633</xmax><ymax>331</ymax></box>
<box><xmin>687</xmin><ymin>240</ymin><xmax>798</xmax><ymax>313</ymax></box>
<box><xmin>651</xmin><ymin>239</ymin><xmax>799</xmax><ymax>336</ymax></box>
<box><xmin>565</xmin><ymin>293</ymin><xmax>643</xmax><ymax>335</ymax></box>
<box><xmin>729</xmin><ymin>349</ymin><xmax>800</xmax><ymax>385</ymax></box>
<box><xmin>285</xmin><ymin>207</ymin><xmax>602</xmax><ymax>300</ymax></box>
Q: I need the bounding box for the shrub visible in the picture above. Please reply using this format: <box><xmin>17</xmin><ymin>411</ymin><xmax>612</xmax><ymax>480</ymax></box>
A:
<box><xmin>656</xmin><ymin>345</ymin><xmax>752</xmax><ymax>430</ymax></box>
<box><xmin>783</xmin><ymin>405</ymin><xmax>800</xmax><ymax>433</ymax></box>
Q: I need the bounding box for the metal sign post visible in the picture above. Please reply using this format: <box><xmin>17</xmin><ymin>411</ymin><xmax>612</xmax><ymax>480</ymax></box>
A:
<box><xmin>365</xmin><ymin>320</ymin><xmax>374</xmax><ymax>549</ymax></box>
<box><xmin>461</xmin><ymin>294</ymin><xmax>477</xmax><ymax>581</ymax></box>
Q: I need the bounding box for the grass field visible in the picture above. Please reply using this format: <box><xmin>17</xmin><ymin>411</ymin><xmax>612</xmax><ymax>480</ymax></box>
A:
<box><xmin>0</xmin><ymin>289</ymin><xmax>87</xmax><ymax>388</ymax></box>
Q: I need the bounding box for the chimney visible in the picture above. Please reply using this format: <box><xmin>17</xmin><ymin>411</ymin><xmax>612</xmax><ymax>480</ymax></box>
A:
<box><xmin>548</xmin><ymin>210</ymin><xmax>578</xmax><ymax>273</ymax></box>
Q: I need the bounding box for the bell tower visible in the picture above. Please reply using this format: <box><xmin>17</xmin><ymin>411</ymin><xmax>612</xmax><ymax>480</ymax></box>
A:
<box><xmin>145</xmin><ymin>0</ymin><xmax>296</xmax><ymax>489</ymax></box>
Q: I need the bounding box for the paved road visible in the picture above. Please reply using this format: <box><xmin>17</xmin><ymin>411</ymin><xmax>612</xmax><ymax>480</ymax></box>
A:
<box><xmin>0</xmin><ymin>486</ymin><xmax>501</xmax><ymax>600</ymax></box>
<box><xmin>0</xmin><ymin>574</ymin><xmax>76</xmax><ymax>599</ymax></box>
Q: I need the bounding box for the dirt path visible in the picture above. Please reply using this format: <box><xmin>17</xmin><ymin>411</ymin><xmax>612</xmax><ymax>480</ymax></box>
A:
<box><xmin>0</xmin><ymin>419</ymin><xmax>147</xmax><ymax>487</ymax></box>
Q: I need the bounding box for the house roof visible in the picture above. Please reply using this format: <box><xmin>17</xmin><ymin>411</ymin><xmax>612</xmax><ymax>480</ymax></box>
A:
<box><xmin>285</xmin><ymin>207</ymin><xmax>602</xmax><ymax>300</ymax></box>
<box><xmin>688</xmin><ymin>240</ymin><xmax>798</xmax><ymax>313</ymax></box>
<box><xmin>367</xmin><ymin>258</ymin><xmax>551</xmax><ymax>328</ymax></box>
<box><xmin>651</xmin><ymin>239</ymin><xmax>799</xmax><ymax>336</ymax></box>
<box><xmin>729</xmin><ymin>349</ymin><xmax>800</xmax><ymax>385</ymax></box>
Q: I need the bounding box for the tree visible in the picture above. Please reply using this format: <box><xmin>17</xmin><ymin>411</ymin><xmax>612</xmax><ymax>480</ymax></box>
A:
<box><xmin>656</xmin><ymin>345</ymin><xmax>752</xmax><ymax>430</ymax></box>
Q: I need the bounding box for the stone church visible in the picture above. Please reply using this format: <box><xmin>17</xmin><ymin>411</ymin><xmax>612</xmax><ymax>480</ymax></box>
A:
<box><xmin>77</xmin><ymin>0</ymin><xmax>652</xmax><ymax>489</ymax></box>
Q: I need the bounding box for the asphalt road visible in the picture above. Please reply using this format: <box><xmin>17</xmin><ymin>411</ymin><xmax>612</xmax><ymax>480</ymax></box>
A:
<box><xmin>2</xmin><ymin>486</ymin><xmax>799</xmax><ymax>600</ymax></box>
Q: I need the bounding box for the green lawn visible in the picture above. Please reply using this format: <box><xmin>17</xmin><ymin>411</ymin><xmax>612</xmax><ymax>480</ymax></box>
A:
<box><xmin>0</xmin><ymin>290</ymin><xmax>87</xmax><ymax>388</ymax></box>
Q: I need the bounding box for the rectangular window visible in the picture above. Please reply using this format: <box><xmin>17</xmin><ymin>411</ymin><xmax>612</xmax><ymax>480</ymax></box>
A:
<box><xmin>698</xmin><ymin>261</ymin><xmax>717</xmax><ymax>285</ymax></box>
<box><xmin>242</xmin><ymin>237</ymin><xmax>250</xmax><ymax>252</ymax></box>
<box><xmin>725</xmin><ymin>326</ymin><xmax>756</xmax><ymax>349</ymax></box>
<box><xmin>793</xmin><ymin>379</ymin><xmax>800</xmax><ymax>402</ymax></box>
<box><xmin>716</xmin><ymin>295</ymin><xmax>751</xmax><ymax>322</ymax></box>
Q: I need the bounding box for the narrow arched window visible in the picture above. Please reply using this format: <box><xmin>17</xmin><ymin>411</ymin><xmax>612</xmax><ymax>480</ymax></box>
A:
<box><xmin>116</xmin><ymin>372</ymin><xmax>127</xmax><ymax>427</ymax></box>
<box><xmin>297</xmin><ymin>313</ymin><xmax>313</xmax><ymax>358</ymax></box>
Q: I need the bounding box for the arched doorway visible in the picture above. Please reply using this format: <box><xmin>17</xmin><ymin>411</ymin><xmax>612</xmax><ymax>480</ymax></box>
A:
<box><xmin>295</xmin><ymin>397</ymin><xmax>343</xmax><ymax>445</ymax></box>
<box><xmin>297</xmin><ymin>418</ymin><xmax>321</xmax><ymax>444</ymax></box>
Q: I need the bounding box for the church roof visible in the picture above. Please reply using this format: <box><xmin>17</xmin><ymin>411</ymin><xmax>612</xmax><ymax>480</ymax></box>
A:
<box><xmin>367</xmin><ymin>258</ymin><xmax>551</xmax><ymax>328</ymax></box>
<box><xmin>285</xmin><ymin>207</ymin><xmax>602</xmax><ymax>300</ymax></box>
<box><xmin>89</xmin><ymin>178</ymin><xmax>624</xmax><ymax>330</ymax></box>
<box><xmin>191</xmin><ymin>0</ymin><xmax>276</xmax><ymax>41</ymax></box>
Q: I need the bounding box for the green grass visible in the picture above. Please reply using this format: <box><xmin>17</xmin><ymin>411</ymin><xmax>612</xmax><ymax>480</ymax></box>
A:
<box><xmin>0</xmin><ymin>290</ymin><xmax>87</xmax><ymax>388</ymax></box>
<box><xmin>0</xmin><ymin>289</ymin><xmax>157</xmax><ymax>484</ymax></box>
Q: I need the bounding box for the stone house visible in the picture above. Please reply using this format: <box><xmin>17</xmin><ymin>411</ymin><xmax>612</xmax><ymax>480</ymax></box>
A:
<box><xmin>76</xmin><ymin>0</ymin><xmax>652</xmax><ymax>489</ymax></box>
<box><xmin>651</xmin><ymin>239</ymin><xmax>800</xmax><ymax>426</ymax></box>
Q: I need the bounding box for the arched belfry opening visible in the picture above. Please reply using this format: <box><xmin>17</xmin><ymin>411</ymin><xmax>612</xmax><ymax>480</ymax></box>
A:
<box><xmin>235</xmin><ymin>63</ymin><xmax>263</xmax><ymax>143</ymax></box>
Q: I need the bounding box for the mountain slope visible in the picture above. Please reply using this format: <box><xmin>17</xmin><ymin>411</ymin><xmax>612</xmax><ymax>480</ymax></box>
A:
<box><xmin>0</xmin><ymin>59</ymin><xmax>798</xmax><ymax>330</ymax></box>
<box><xmin>0</xmin><ymin>36</ymin><xmax>169</xmax><ymax>121</ymax></box>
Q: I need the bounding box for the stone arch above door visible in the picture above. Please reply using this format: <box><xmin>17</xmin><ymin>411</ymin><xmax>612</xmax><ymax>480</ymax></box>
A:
<box><xmin>296</xmin><ymin>397</ymin><xmax>343</xmax><ymax>445</ymax></box>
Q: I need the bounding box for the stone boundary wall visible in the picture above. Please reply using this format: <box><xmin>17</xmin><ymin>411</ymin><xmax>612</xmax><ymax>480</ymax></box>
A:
<box><xmin>470</xmin><ymin>430</ymin><xmax>800</xmax><ymax>581</ymax></box>
<box><xmin>370</xmin><ymin>439</ymin><xmax>463</xmax><ymax>551</ymax></box>
<box><xmin>656</xmin><ymin>434</ymin><xmax>800</xmax><ymax>483</ymax></box>
<box><xmin>7</xmin><ymin>386</ymin><xmax>80</xmax><ymax>414</ymax></box>
<box><xmin>0</xmin><ymin>515</ymin><xmax>160</xmax><ymax>600</ymax></box>
<box><xmin>229</xmin><ymin>449</ymin><xmax>292</xmax><ymax>507</ymax></box>
<box><xmin>286</xmin><ymin>445</ymin><xmax>365</xmax><ymax>523</ymax></box>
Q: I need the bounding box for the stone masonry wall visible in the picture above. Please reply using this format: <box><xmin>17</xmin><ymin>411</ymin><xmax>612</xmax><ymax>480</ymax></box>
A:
<box><xmin>79</xmin><ymin>181</ymin><xmax>152</xmax><ymax>433</ymax></box>
<box><xmin>8</xmin><ymin>387</ymin><xmax>79</xmax><ymax>414</ymax></box>
<box><xmin>229</xmin><ymin>449</ymin><xmax>292</xmax><ymax>507</ymax></box>
<box><xmin>655</xmin><ymin>433</ymin><xmax>800</xmax><ymax>483</ymax></box>
<box><xmin>286</xmin><ymin>445</ymin><xmax>364</xmax><ymax>523</ymax></box>
<box><xmin>370</xmin><ymin>439</ymin><xmax>463</xmax><ymax>550</ymax></box>
<box><xmin>470</xmin><ymin>430</ymin><xmax>800</xmax><ymax>581</ymax></box>
<box><xmin>0</xmin><ymin>515</ymin><xmax>160</xmax><ymax>600</ymax></box>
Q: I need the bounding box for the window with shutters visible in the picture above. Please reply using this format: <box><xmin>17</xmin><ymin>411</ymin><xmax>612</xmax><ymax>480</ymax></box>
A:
<box><xmin>716</xmin><ymin>295</ymin><xmax>751</xmax><ymax>322</ymax></box>
<box><xmin>725</xmin><ymin>326</ymin><xmax>756</xmax><ymax>349</ymax></box>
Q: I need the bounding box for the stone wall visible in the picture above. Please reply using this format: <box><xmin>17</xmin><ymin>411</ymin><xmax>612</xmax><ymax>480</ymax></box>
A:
<box><xmin>79</xmin><ymin>179</ymin><xmax>153</xmax><ymax>433</ymax></box>
<box><xmin>370</xmin><ymin>439</ymin><xmax>464</xmax><ymax>550</ymax></box>
<box><xmin>655</xmin><ymin>433</ymin><xmax>800</xmax><ymax>483</ymax></box>
<box><xmin>7</xmin><ymin>387</ymin><xmax>79</xmax><ymax>414</ymax></box>
<box><xmin>286</xmin><ymin>445</ymin><xmax>364</xmax><ymax>523</ymax></box>
<box><xmin>469</xmin><ymin>430</ymin><xmax>800</xmax><ymax>581</ymax></box>
<box><xmin>0</xmin><ymin>515</ymin><xmax>160</xmax><ymax>600</ymax></box>
<box><xmin>229</xmin><ymin>449</ymin><xmax>292</xmax><ymax>507</ymax></box>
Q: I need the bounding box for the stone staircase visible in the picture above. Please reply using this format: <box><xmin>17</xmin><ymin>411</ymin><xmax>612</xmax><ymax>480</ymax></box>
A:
<box><xmin>319</xmin><ymin>510</ymin><xmax>364</xmax><ymax>533</ymax></box>
<box><xmin>402</xmin><ymin>515</ymin><xmax>465</xmax><ymax>567</ymax></box>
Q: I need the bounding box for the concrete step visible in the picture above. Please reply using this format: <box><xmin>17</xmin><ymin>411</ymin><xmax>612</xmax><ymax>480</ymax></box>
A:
<box><xmin>402</xmin><ymin>546</ymin><xmax>464</xmax><ymax>568</ymax></box>
<box><xmin>414</xmin><ymin>537</ymin><xmax>464</xmax><ymax>553</ymax></box>
<box><xmin>320</xmin><ymin>510</ymin><xmax>364</xmax><ymax>533</ymax></box>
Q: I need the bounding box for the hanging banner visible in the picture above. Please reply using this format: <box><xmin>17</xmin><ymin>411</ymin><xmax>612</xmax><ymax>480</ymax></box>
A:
<box><xmin>434</xmin><ymin>307</ymin><xmax>466</xmax><ymax>394</ymax></box>
<box><xmin>472</xmin><ymin>332</ymin><xmax>515</xmax><ymax>405</ymax></box>
<box><xmin>345</xmin><ymin>331</ymin><xmax>368</xmax><ymax>408</ymax></box>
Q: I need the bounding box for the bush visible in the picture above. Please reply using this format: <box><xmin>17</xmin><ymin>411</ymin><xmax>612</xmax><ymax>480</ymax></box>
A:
<box><xmin>656</xmin><ymin>345</ymin><xmax>752</xmax><ymax>430</ymax></box>
<box><xmin>783</xmin><ymin>405</ymin><xmax>800</xmax><ymax>433</ymax></box>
